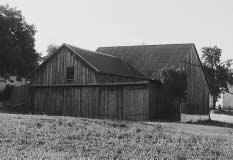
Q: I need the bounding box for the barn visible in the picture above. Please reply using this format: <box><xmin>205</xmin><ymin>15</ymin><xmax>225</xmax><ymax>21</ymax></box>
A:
<box><xmin>28</xmin><ymin>43</ymin><xmax>209</xmax><ymax>121</ymax></box>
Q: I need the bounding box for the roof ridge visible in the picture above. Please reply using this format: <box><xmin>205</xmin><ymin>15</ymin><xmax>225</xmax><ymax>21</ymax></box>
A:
<box><xmin>94</xmin><ymin>50</ymin><xmax>121</xmax><ymax>59</ymax></box>
<box><xmin>97</xmin><ymin>43</ymin><xmax>194</xmax><ymax>49</ymax></box>
<box><xmin>65</xmin><ymin>43</ymin><xmax>121</xmax><ymax>59</ymax></box>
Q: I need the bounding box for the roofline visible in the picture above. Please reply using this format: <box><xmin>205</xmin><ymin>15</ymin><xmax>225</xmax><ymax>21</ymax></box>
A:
<box><xmin>31</xmin><ymin>81</ymin><xmax>151</xmax><ymax>88</ymax></box>
<box><xmin>68</xmin><ymin>44</ymin><xmax>121</xmax><ymax>58</ymax></box>
<box><xmin>97</xmin><ymin>43</ymin><xmax>210</xmax><ymax>87</ymax></box>
<box><xmin>97</xmin><ymin>43</ymin><xmax>195</xmax><ymax>49</ymax></box>
<box><xmin>191</xmin><ymin>44</ymin><xmax>211</xmax><ymax>89</ymax></box>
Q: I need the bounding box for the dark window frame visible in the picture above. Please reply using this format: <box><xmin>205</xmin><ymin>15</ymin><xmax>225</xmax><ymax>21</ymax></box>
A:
<box><xmin>66</xmin><ymin>67</ymin><xmax>74</xmax><ymax>82</ymax></box>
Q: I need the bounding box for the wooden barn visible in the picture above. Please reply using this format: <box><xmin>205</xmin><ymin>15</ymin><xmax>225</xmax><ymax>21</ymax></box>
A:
<box><xmin>28</xmin><ymin>43</ymin><xmax>209</xmax><ymax>121</ymax></box>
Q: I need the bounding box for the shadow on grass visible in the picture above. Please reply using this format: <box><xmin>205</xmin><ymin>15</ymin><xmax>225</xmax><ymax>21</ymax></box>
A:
<box><xmin>187</xmin><ymin>119</ymin><xmax>233</xmax><ymax>129</ymax></box>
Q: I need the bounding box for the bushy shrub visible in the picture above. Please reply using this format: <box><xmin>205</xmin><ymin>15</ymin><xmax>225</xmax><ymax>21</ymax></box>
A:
<box><xmin>0</xmin><ymin>84</ymin><xmax>13</xmax><ymax>101</ymax></box>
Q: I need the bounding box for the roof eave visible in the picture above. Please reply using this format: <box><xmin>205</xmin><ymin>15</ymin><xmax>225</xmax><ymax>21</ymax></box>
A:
<box><xmin>100</xmin><ymin>72</ymin><xmax>151</xmax><ymax>81</ymax></box>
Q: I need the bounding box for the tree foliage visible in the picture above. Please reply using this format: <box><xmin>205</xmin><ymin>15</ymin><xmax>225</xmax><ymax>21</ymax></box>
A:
<box><xmin>159</xmin><ymin>67</ymin><xmax>188</xmax><ymax>103</ymax></box>
<box><xmin>201</xmin><ymin>46</ymin><xmax>233</xmax><ymax>108</ymax></box>
<box><xmin>40</xmin><ymin>44</ymin><xmax>59</xmax><ymax>63</ymax></box>
<box><xmin>0</xmin><ymin>4</ymin><xmax>40</xmax><ymax>78</ymax></box>
<box><xmin>45</xmin><ymin>44</ymin><xmax>59</xmax><ymax>58</ymax></box>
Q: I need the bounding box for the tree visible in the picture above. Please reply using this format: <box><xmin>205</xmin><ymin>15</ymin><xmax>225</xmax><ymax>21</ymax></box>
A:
<box><xmin>46</xmin><ymin>44</ymin><xmax>59</xmax><ymax>58</ymax></box>
<box><xmin>201</xmin><ymin>46</ymin><xmax>233</xmax><ymax>109</ymax></box>
<box><xmin>41</xmin><ymin>44</ymin><xmax>59</xmax><ymax>62</ymax></box>
<box><xmin>0</xmin><ymin>4</ymin><xmax>41</xmax><ymax>78</ymax></box>
<box><xmin>159</xmin><ymin>67</ymin><xmax>188</xmax><ymax>120</ymax></box>
<box><xmin>159</xmin><ymin>67</ymin><xmax>188</xmax><ymax>106</ymax></box>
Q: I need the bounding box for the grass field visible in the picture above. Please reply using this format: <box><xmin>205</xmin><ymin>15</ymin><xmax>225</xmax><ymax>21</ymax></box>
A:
<box><xmin>0</xmin><ymin>113</ymin><xmax>233</xmax><ymax>159</ymax></box>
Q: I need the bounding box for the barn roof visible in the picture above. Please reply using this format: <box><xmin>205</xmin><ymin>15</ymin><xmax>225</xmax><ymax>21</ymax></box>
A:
<box><xmin>96</xmin><ymin>43</ymin><xmax>194</xmax><ymax>79</ymax></box>
<box><xmin>28</xmin><ymin>43</ymin><xmax>145</xmax><ymax>79</ymax></box>
<box><xmin>66</xmin><ymin>44</ymin><xmax>143</xmax><ymax>77</ymax></box>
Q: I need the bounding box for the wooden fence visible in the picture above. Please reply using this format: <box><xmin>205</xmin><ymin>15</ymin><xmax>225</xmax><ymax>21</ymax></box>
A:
<box><xmin>9</xmin><ymin>84</ymin><xmax>30</xmax><ymax>107</ymax></box>
<box><xmin>32</xmin><ymin>82</ymin><xmax>150</xmax><ymax>121</ymax></box>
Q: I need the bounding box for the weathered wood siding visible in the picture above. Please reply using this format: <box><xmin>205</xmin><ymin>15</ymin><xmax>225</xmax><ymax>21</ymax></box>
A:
<box><xmin>32</xmin><ymin>83</ymin><xmax>149</xmax><ymax>121</ymax></box>
<box><xmin>9</xmin><ymin>84</ymin><xmax>30</xmax><ymax>107</ymax></box>
<box><xmin>182</xmin><ymin>46</ymin><xmax>209</xmax><ymax>114</ymax></box>
<box><xmin>31</xmin><ymin>48</ymin><xmax>97</xmax><ymax>85</ymax></box>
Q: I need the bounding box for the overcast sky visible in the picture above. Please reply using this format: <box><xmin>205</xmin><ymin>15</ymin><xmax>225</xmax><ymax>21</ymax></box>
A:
<box><xmin>2</xmin><ymin>0</ymin><xmax>233</xmax><ymax>60</ymax></box>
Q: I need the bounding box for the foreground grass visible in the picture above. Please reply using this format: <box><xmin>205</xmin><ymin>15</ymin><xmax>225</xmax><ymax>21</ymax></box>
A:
<box><xmin>0</xmin><ymin>113</ymin><xmax>233</xmax><ymax>159</ymax></box>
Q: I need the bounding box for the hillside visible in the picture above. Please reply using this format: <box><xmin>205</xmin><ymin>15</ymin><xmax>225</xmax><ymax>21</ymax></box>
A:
<box><xmin>0</xmin><ymin>113</ymin><xmax>233</xmax><ymax>159</ymax></box>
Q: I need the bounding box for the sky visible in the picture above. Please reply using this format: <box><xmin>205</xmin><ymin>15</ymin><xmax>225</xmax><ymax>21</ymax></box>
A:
<box><xmin>1</xmin><ymin>0</ymin><xmax>233</xmax><ymax>60</ymax></box>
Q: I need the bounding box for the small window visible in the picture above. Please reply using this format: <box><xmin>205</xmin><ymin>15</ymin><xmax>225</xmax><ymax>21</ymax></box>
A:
<box><xmin>66</xmin><ymin>67</ymin><xmax>74</xmax><ymax>81</ymax></box>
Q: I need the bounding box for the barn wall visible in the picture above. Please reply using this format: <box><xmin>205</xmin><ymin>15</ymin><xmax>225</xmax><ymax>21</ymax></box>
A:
<box><xmin>183</xmin><ymin>47</ymin><xmax>209</xmax><ymax>114</ymax></box>
<box><xmin>32</xmin><ymin>83</ymin><xmax>150</xmax><ymax>121</ymax></box>
<box><xmin>31</xmin><ymin>48</ymin><xmax>98</xmax><ymax>85</ymax></box>
<box><xmin>9</xmin><ymin>84</ymin><xmax>30</xmax><ymax>107</ymax></box>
